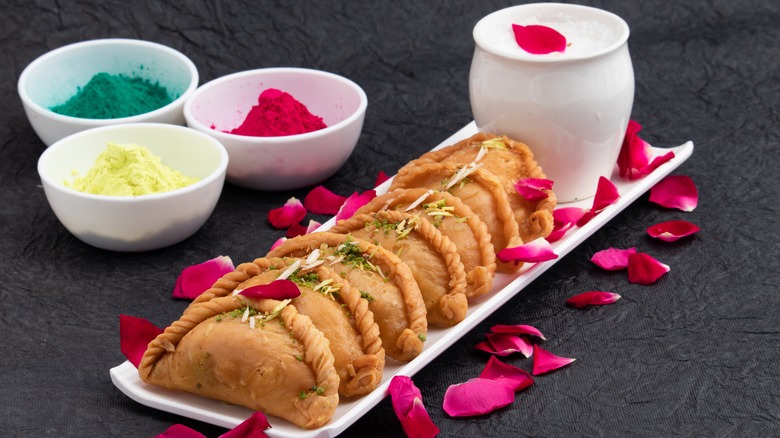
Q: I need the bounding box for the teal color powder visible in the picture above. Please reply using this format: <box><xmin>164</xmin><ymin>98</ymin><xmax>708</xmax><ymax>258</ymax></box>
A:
<box><xmin>50</xmin><ymin>72</ymin><xmax>174</xmax><ymax>119</ymax></box>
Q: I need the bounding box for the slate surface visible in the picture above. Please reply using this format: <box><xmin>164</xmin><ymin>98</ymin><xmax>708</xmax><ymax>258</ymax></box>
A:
<box><xmin>2</xmin><ymin>0</ymin><xmax>779</xmax><ymax>436</ymax></box>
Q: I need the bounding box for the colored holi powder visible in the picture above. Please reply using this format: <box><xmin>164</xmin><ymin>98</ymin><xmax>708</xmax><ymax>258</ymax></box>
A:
<box><xmin>227</xmin><ymin>88</ymin><xmax>327</xmax><ymax>137</ymax></box>
<box><xmin>50</xmin><ymin>72</ymin><xmax>173</xmax><ymax>119</ymax></box>
<box><xmin>66</xmin><ymin>142</ymin><xmax>199</xmax><ymax>196</ymax></box>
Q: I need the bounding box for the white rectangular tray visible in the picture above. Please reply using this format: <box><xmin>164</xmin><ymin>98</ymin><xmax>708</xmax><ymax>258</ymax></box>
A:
<box><xmin>111</xmin><ymin>121</ymin><xmax>694</xmax><ymax>437</ymax></box>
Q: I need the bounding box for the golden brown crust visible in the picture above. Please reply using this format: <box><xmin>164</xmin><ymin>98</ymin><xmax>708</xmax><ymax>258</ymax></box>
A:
<box><xmin>354</xmin><ymin>188</ymin><xmax>496</xmax><ymax>298</ymax></box>
<box><xmin>267</xmin><ymin>232</ymin><xmax>427</xmax><ymax>362</ymax></box>
<box><xmin>138</xmin><ymin>295</ymin><xmax>339</xmax><ymax>429</ymax></box>
<box><xmin>389</xmin><ymin>162</ymin><xmax>524</xmax><ymax>273</ymax></box>
<box><xmin>332</xmin><ymin>210</ymin><xmax>468</xmax><ymax>327</ymax></box>
<box><xmin>402</xmin><ymin>132</ymin><xmax>556</xmax><ymax>243</ymax></box>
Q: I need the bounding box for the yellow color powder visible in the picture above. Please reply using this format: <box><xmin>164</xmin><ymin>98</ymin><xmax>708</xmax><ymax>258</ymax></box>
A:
<box><xmin>67</xmin><ymin>142</ymin><xmax>199</xmax><ymax>196</ymax></box>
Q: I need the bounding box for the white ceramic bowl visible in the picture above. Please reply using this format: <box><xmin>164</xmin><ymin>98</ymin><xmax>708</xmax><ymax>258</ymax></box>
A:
<box><xmin>38</xmin><ymin>123</ymin><xmax>228</xmax><ymax>252</ymax></box>
<box><xmin>184</xmin><ymin>67</ymin><xmax>367</xmax><ymax>191</ymax></box>
<box><xmin>19</xmin><ymin>38</ymin><xmax>199</xmax><ymax>146</ymax></box>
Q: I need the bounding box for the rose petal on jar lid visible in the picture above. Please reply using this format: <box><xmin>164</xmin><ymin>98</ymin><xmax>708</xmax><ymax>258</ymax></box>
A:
<box><xmin>496</xmin><ymin>237</ymin><xmax>558</xmax><ymax>265</ymax></box>
<box><xmin>627</xmin><ymin>252</ymin><xmax>670</xmax><ymax>285</ymax></box>
<box><xmin>479</xmin><ymin>356</ymin><xmax>534</xmax><ymax>392</ymax></box>
<box><xmin>335</xmin><ymin>190</ymin><xmax>377</xmax><ymax>221</ymax></box>
<box><xmin>120</xmin><ymin>314</ymin><xmax>163</xmax><ymax>368</ymax></box>
<box><xmin>303</xmin><ymin>186</ymin><xmax>347</xmax><ymax>215</ymax></box>
<box><xmin>647</xmin><ymin>220</ymin><xmax>700</xmax><ymax>242</ymax></box>
<box><xmin>532</xmin><ymin>345</ymin><xmax>576</xmax><ymax>375</ymax></box>
<box><xmin>590</xmin><ymin>247</ymin><xmax>637</xmax><ymax>271</ymax></box>
<box><xmin>514</xmin><ymin>177</ymin><xmax>553</xmax><ymax>201</ymax></box>
<box><xmin>566</xmin><ymin>291</ymin><xmax>622</xmax><ymax>308</ymax></box>
<box><xmin>649</xmin><ymin>175</ymin><xmax>698</xmax><ymax>211</ymax></box>
<box><xmin>442</xmin><ymin>378</ymin><xmax>515</xmax><ymax>417</ymax></box>
<box><xmin>268</xmin><ymin>197</ymin><xmax>307</xmax><ymax>228</ymax></box>
<box><xmin>388</xmin><ymin>376</ymin><xmax>440</xmax><ymax>438</ymax></box>
<box><xmin>173</xmin><ymin>256</ymin><xmax>235</xmax><ymax>300</ymax></box>
<box><xmin>511</xmin><ymin>24</ymin><xmax>567</xmax><ymax>54</ymax></box>
<box><xmin>238</xmin><ymin>279</ymin><xmax>301</xmax><ymax>300</ymax></box>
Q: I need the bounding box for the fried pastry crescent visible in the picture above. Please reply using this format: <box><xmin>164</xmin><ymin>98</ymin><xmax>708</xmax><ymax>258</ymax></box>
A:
<box><xmin>354</xmin><ymin>188</ymin><xmax>496</xmax><ymax>298</ymax></box>
<box><xmin>332</xmin><ymin>210</ymin><xmax>468</xmax><ymax>327</ymax></box>
<box><xmin>400</xmin><ymin>132</ymin><xmax>556</xmax><ymax>243</ymax></box>
<box><xmin>268</xmin><ymin>232</ymin><xmax>427</xmax><ymax>362</ymax></box>
<box><xmin>138</xmin><ymin>294</ymin><xmax>339</xmax><ymax>429</ymax></box>
<box><xmin>390</xmin><ymin>162</ymin><xmax>524</xmax><ymax>273</ymax></box>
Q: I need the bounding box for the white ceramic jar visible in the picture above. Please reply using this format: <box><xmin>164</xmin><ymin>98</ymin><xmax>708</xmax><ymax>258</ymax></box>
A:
<box><xmin>470</xmin><ymin>3</ymin><xmax>634</xmax><ymax>202</ymax></box>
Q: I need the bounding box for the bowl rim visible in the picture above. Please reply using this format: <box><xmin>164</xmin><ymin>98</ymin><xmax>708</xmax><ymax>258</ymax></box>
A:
<box><xmin>37</xmin><ymin>123</ymin><xmax>229</xmax><ymax>203</ymax></box>
<box><xmin>18</xmin><ymin>38</ymin><xmax>199</xmax><ymax>125</ymax></box>
<box><xmin>183</xmin><ymin>67</ymin><xmax>368</xmax><ymax>144</ymax></box>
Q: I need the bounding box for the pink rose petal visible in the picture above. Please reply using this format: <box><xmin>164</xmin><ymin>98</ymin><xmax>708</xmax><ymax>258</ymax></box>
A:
<box><xmin>647</xmin><ymin>220</ymin><xmax>700</xmax><ymax>242</ymax></box>
<box><xmin>546</xmin><ymin>207</ymin><xmax>585</xmax><ymax>242</ymax></box>
<box><xmin>120</xmin><ymin>314</ymin><xmax>163</xmax><ymax>368</ymax></box>
<box><xmin>479</xmin><ymin>356</ymin><xmax>534</xmax><ymax>392</ymax></box>
<box><xmin>443</xmin><ymin>378</ymin><xmax>515</xmax><ymax>417</ymax></box>
<box><xmin>617</xmin><ymin>120</ymin><xmax>676</xmax><ymax>180</ymax></box>
<box><xmin>566</xmin><ymin>291</ymin><xmax>622</xmax><ymax>308</ymax></box>
<box><xmin>489</xmin><ymin>324</ymin><xmax>546</xmax><ymax>340</ymax></box>
<box><xmin>268</xmin><ymin>197</ymin><xmax>307</xmax><ymax>228</ymax></box>
<box><xmin>375</xmin><ymin>171</ymin><xmax>390</xmax><ymax>187</ymax></box>
<box><xmin>532</xmin><ymin>345</ymin><xmax>575</xmax><ymax>375</ymax></box>
<box><xmin>514</xmin><ymin>178</ymin><xmax>553</xmax><ymax>201</ymax></box>
<box><xmin>239</xmin><ymin>279</ymin><xmax>301</xmax><ymax>300</ymax></box>
<box><xmin>335</xmin><ymin>190</ymin><xmax>377</xmax><ymax>221</ymax></box>
<box><xmin>305</xmin><ymin>220</ymin><xmax>322</xmax><ymax>234</ymax></box>
<box><xmin>220</xmin><ymin>412</ymin><xmax>271</xmax><ymax>438</ymax></box>
<box><xmin>388</xmin><ymin>376</ymin><xmax>440</xmax><ymax>438</ymax></box>
<box><xmin>627</xmin><ymin>252</ymin><xmax>670</xmax><ymax>285</ymax></box>
<box><xmin>474</xmin><ymin>333</ymin><xmax>533</xmax><ymax>358</ymax></box>
<box><xmin>590</xmin><ymin>247</ymin><xmax>637</xmax><ymax>271</ymax></box>
<box><xmin>303</xmin><ymin>186</ymin><xmax>347</xmax><ymax>215</ymax></box>
<box><xmin>155</xmin><ymin>424</ymin><xmax>206</xmax><ymax>438</ymax></box>
<box><xmin>173</xmin><ymin>256</ymin><xmax>235</xmax><ymax>300</ymax></box>
<box><xmin>577</xmin><ymin>177</ymin><xmax>620</xmax><ymax>227</ymax></box>
<box><xmin>511</xmin><ymin>24</ymin><xmax>567</xmax><ymax>55</ymax></box>
<box><xmin>649</xmin><ymin>175</ymin><xmax>698</xmax><ymax>211</ymax></box>
<box><xmin>496</xmin><ymin>237</ymin><xmax>558</xmax><ymax>265</ymax></box>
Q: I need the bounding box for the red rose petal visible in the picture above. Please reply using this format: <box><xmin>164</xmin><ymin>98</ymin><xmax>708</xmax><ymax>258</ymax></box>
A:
<box><xmin>239</xmin><ymin>279</ymin><xmax>301</xmax><ymax>300</ymax></box>
<box><xmin>647</xmin><ymin>220</ymin><xmax>700</xmax><ymax>242</ymax></box>
<box><xmin>489</xmin><ymin>324</ymin><xmax>546</xmax><ymax>341</ymax></box>
<box><xmin>511</xmin><ymin>24</ymin><xmax>567</xmax><ymax>55</ymax></box>
<box><xmin>335</xmin><ymin>190</ymin><xmax>377</xmax><ymax>222</ymax></box>
<box><xmin>120</xmin><ymin>314</ymin><xmax>163</xmax><ymax>368</ymax></box>
<box><xmin>474</xmin><ymin>333</ymin><xmax>533</xmax><ymax>358</ymax></box>
<box><xmin>496</xmin><ymin>237</ymin><xmax>558</xmax><ymax>265</ymax></box>
<box><xmin>627</xmin><ymin>252</ymin><xmax>670</xmax><ymax>285</ymax></box>
<box><xmin>577</xmin><ymin>177</ymin><xmax>620</xmax><ymax>226</ymax></box>
<box><xmin>649</xmin><ymin>175</ymin><xmax>699</xmax><ymax>211</ymax></box>
<box><xmin>532</xmin><ymin>345</ymin><xmax>575</xmax><ymax>375</ymax></box>
<box><xmin>388</xmin><ymin>376</ymin><xmax>439</xmax><ymax>438</ymax></box>
<box><xmin>220</xmin><ymin>412</ymin><xmax>271</xmax><ymax>438</ymax></box>
<box><xmin>617</xmin><ymin>120</ymin><xmax>676</xmax><ymax>180</ymax></box>
<box><xmin>590</xmin><ymin>247</ymin><xmax>637</xmax><ymax>271</ymax></box>
<box><xmin>286</xmin><ymin>221</ymin><xmax>307</xmax><ymax>238</ymax></box>
<box><xmin>566</xmin><ymin>291</ymin><xmax>622</xmax><ymax>308</ymax></box>
<box><xmin>173</xmin><ymin>256</ymin><xmax>235</xmax><ymax>300</ymax></box>
<box><xmin>479</xmin><ymin>356</ymin><xmax>534</xmax><ymax>392</ymax></box>
<box><xmin>155</xmin><ymin>424</ymin><xmax>206</xmax><ymax>438</ymax></box>
<box><xmin>303</xmin><ymin>186</ymin><xmax>347</xmax><ymax>215</ymax></box>
<box><xmin>375</xmin><ymin>171</ymin><xmax>390</xmax><ymax>187</ymax></box>
<box><xmin>514</xmin><ymin>178</ymin><xmax>553</xmax><ymax>201</ymax></box>
<box><xmin>442</xmin><ymin>378</ymin><xmax>515</xmax><ymax>417</ymax></box>
<box><xmin>547</xmin><ymin>207</ymin><xmax>585</xmax><ymax>242</ymax></box>
<box><xmin>268</xmin><ymin>197</ymin><xmax>307</xmax><ymax>228</ymax></box>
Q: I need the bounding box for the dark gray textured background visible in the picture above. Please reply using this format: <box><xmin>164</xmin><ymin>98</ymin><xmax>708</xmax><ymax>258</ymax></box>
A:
<box><xmin>2</xmin><ymin>0</ymin><xmax>779</xmax><ymax>436</ymax></box>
